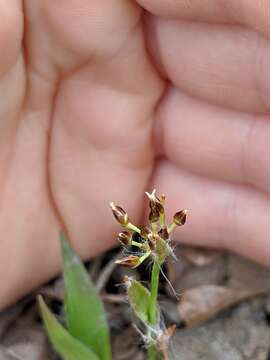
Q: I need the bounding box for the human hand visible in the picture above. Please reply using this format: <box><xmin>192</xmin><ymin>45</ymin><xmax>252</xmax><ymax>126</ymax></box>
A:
<box><xmin>1</xmin><ymin>0</ymin><xmax>270</xmax><ymax>309</ymax></box>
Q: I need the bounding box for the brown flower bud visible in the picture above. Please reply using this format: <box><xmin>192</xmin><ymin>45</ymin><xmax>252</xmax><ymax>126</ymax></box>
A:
<box><xmin>118</xmin><ymin>231</ymin><xmax>132</xmax><ymax>246</ymax></box>
<box><xmin>149</xmin><ymin>208</ymin><xmax>159</xmax><ymax>224</ymax></box>
<box><xmin>148</xmin><ymin>233</ymin><xmax>157</xmax><ymax>251</ymax></box>
<box><xmin>115</xmin><ymin>255</ymin><xmax>141</xmax><ymax>268</ymax></box>
<box><xmin>146</xmin><ymin>189</ymin><xmax>164</xmax><ymax>216</ymax></box>
<box><xmin>158</xmin><ymin>227</ymin><xmax>169</xmax><ymax>240</ymax></box>
<box><xmin>160</xmin><ymin>194</ymin><xmax>166</xmax><ymax>204</ymax></box>
<box><xmin>173</xmin><ymin>209</ymin><xmax>188</xmax><ymax>226</ymax></box>
<box><xmin>153</xmin><ymin>201</ymin><xmax>164</xmax><ymax>215</ymax></box>
<box><xmin>110</xmin><ymin>202</ymin><xmax>129</xmax><ymax>226</ymax></box>
<box><xmin>140</xmin><ymin>226</ymin><xmax>151</xmax><ymax>240</ymax></box>
<box><xmin>149</xmin><ymin>240</ymin><xmax>156</xmax><ymax>251</ymax></box>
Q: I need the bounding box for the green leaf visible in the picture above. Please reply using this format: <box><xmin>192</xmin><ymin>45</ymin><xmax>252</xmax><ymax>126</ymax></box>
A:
<box><xmin>38</xmin><ymin>295</ymin><xmax>99</xmax><ymax>360</ymax></box>
<box><xmin>127</xmin><ymin>278</ymin><xmax>152</xmax><ymax>325</ymax></box>
<box><xmin>60</xmin><ymin>232</ymin><xmax>111</xmax><ymax>360</ymax></box>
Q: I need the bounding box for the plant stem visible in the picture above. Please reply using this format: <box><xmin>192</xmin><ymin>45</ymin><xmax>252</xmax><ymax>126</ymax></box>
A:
<box><xmin>149</xmin><ymin>261</ymin><xmax>160</xmax><ymax>325</ymax></box>
<box><xmin>126</xmin><ymin>222</ymin><xmax>141</xmax><ymax>233</ymax></box>
<box><xmin>167</xmin><ymin>222</ymin><xmax>177</xmax><ymax>234</ymax></box>
<box><xmin>131</xmin><ymin>240</ymin><xmax>143</xmax><ymax>248</ymax></box>
<box><xmin>159</xmin><ymin>212</ymin><xmax>166</xmax><ymax>228</ymax></box>
<box><xmin>147</xmin><ymin>261</ymin><xmax>161</xmax><ymax>360</ymax></box>
<box><xmin>147</xmin><ymin>344</ymin><xmax>159</xmax><ymax>360</ymax></box>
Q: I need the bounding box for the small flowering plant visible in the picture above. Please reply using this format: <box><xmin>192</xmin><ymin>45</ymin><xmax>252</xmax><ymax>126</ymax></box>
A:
<box><xmin>38</xmin><ymin>190</ymin><xmax>187</xmax><ymax>360</ymax></box>
<box><xmin>110</xmin><ymin>190</ymin><xmax>187</xmax><ymax>360</ymax></box>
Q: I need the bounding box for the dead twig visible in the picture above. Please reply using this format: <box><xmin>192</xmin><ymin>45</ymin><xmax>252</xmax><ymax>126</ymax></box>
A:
<box><xmin>96</xmin><ymin>251</ymin><xmax>122</xmax><ymax>293</ymax></box>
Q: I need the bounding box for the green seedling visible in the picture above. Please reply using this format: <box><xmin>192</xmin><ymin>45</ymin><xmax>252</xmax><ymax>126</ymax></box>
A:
<box><xmin>38</xmin><ymin>233</ymin><xmax>111</xmax><ymax>360</ymax></box>
<box><xmin>39</xmin><ymin>190</ymin><xmax>188</xmax><ymax>360</ymax></box>
<box><xmin>111</xmin><ymin>190</ymin><xmax>187</xmax><ymax>359</ymax></box>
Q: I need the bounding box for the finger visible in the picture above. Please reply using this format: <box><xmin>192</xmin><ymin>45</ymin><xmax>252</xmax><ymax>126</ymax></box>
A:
<box><xmin>0</xmin><ymin>0</ymin><xmax>23</xmax><ymax>118</ymax></box>
<box><xmin>22</xmin><ymin>0</ymin><xmax>144</xmax><ymax>112</ymax></box>
<box><xmin>156</xmin><ymin>87</ymin><xmax>270</xmax><ymax>195</ymax></box>
<box><xmin>138</xmin><ymin>0</ymin><xmax>270</xmax><ymax>40</ymax></box>
<box><xmin>24</xmin><ymin>0</ymin><xmax>141</xmax><ymax>75</ymax></box>
<box><xmin>0</xmin><ymin>1</ymin><xmax>24</xmax><ymax>187</ymax></box>
<box><xmin>153</xmin><ymin>161</ymin><xmax>270</xmax><ymax>266</ymax></box>
<box><xmin>146</xmin><ymin>18</ymin><xmax>270</xmax><ymax>113</ymax></box>
<box><xmin>0</xmin><ymin>1</ymin><xmax>22</xmax><ymax>76</ymax></box>
<box><xmin>49</xmin><ymin>58</ymin><xmax>163</xmax><ymax>252</ymax></box>
<box><xmin>48</xmin><ymin>1</ymin><xmax>164</xmax><ymax>254</ymax></box>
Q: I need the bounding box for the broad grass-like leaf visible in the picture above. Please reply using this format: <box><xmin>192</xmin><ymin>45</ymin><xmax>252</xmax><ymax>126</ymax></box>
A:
<box><xmin>38</xmin><ymin>296</ymin><xmax>99</xmax><ymax>360</ymax></box>
<box><xmin>127</xmin><ymin>278</ymin><xmax>152</xmax><ymax>325</ymax></box>
<box><xmin>61</xmin><ymin>233</ymin><xmax>111</xmax><ymax>360</ymax></box>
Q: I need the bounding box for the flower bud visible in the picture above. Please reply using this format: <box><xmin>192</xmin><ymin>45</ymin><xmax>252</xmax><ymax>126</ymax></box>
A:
<box><xmin>149</xmin><ymin>208</ymin><xmax>160</xmax><ymax>224</ymax></box>
<box><xmin>115</xmin><ymin>255</ymin><xmax>141</xmax><ymax>268</ymax></box>
<box><xmin>118</xmin><ymin>231</ymin><xmax>132</xmax><ymax>246</ymax></box>
<box><xmin>160</xmin><ymin>194</ymin><xmax>166</xmax><ymax>204</ymax></box>
<box><xmin>173</xmin><ymin>209</ymin><xmax>188</xmax><ymax>226</ymax></box>
<box><xmin>148</xmin><ymin>233</ymin><xmax>157</xmax><ymax>251</ymax></box>
<box><xmin>146</xmin><ymin>189</ymin><xmax>164</xmax><ymax>216</ymax></box>
<box><xmin>140</xmin><ymin>226</ymin><xmax>151</xmax><ymax>240</ymax></box>
<box><xmin>158</xmin><ymin>227</ymin><xmax>169</xmax><ymax>240</ymax></box>
<box><xmin>110</xmin><ymin>202</ymin><xmax>129</xmax><ymax>226</ymax></box>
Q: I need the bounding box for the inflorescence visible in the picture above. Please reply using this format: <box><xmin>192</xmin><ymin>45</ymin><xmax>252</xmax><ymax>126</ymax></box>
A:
<box><xmin>110</xmin><ymin>189</ymin><xmax>188</xmax><ymax>269</ymax></box>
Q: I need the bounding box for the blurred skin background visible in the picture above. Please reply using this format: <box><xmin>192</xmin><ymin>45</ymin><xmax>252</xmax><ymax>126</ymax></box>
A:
<box><xmin>1</xmin><ymin>0</ymin><xmax>270</xmax><ymax>309</ymax></box>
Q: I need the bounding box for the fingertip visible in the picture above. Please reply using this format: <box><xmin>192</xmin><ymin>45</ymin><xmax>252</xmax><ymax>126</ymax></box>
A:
<box><xmin>152</xmin><ymin>160</ymin><xmax>270</xmax><ymax>266</ymax></box>
<box><xmin>138</xmin><ymin>0</ymin><xmax>270</xmax><ymax>42</ymax></box>
<box><xmin>0</xmin><ymin>2</ymin><xmax>23</xmax><ymax>76</ymax></box>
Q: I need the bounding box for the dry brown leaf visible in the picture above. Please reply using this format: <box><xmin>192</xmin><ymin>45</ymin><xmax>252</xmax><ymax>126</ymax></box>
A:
<box><xmin>178</xmin><ymin>284</ymin><xmax>268</xmax><ymax>327</ymax></box>
<box><xmin>166</xmin><ymin>247</ymin><xmax>227</xmax><ymax>296</ymax></box>
<box><xmin>181</xmin><ymin>246</ymin><xmax>222</xmax><ymax>267</ymax></box>
<box><xmin>0</xmin><ymin>303</ymin><xmax>25</xmax><ymax>340</ymax></box>
<box><xmin>227</xmin><ymin>254</ymin><xmax>270</xmax><ymax>291</ymax></box>
<box><xmin>111</xmin><ymin>326</ymin><xmax>144</xmax><ymax>360</ymax></box>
